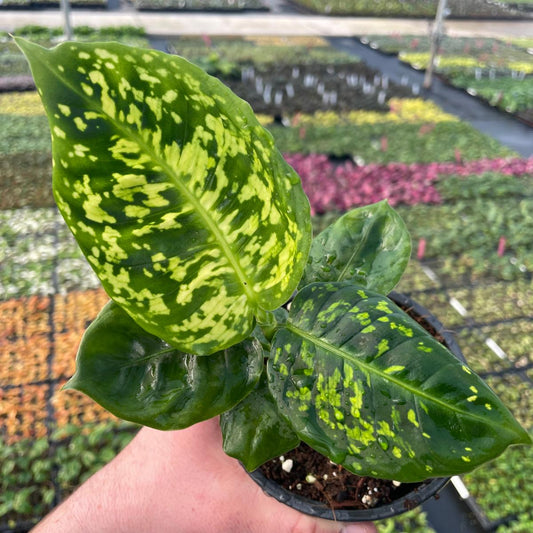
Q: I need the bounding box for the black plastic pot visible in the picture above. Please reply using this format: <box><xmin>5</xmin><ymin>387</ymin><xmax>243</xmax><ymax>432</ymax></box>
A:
<box><xmin>247</xmin><ymin>291</ymin><xmax>466</xmax><ymax>521</ymax></box>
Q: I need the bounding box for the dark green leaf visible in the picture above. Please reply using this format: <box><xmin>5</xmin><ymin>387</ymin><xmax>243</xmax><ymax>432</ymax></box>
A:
<box><xmin>300</xmin><ymin>200</ymin><xmax>411</xmax><ymax>294</ymax></box>
<box><xmin>221</xmin><ymin>374</ymin><xmax>299</xmax><ymax>471</ymax></box>
<box><xmin>66</xmin><ymin>300</ymin><xmax>264</xmax><ymax>429</ymax></box>
<box><xmin>17</xmin><ymin>38</ymin><xmax>311</xmax><ymax>355</ymax></box>
<box><xmin>268</xmin><ymin>282</ymin><xmax>531</xmax><ymax>482</ymax></box>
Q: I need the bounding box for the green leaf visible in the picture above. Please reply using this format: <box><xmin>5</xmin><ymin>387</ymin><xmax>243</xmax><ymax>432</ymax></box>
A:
<box><xmin>17</xmin><ymin>38</ymin><xmax>311</xmax><ymax>355</ymax></box>
<box><xmin>300</xmin><ymin>200</ymin><xmax>411</xmax><ymax>294</ymax></box>
<box><xmin>221</xmin><ymin>373</ymin><xmax>300</xmax><ymax>471</ymax></box>
<box><xmin>268</xmin><ymin>282</ymin><xmax>531</xmax><ymax>482</ymax></box>
<box><xmin>13</xmin><ymin>487</ymin><xmax>35</xmax><ymax>514</ymax></box>
<box><xmin>66</xmin><ymin>300</ymin><xmax>264</xmax><ymax>429</ymax></box>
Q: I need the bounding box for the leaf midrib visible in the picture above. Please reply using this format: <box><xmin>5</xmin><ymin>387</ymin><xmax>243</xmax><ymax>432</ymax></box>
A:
<box><xmin>336</xmin><ymin>216</ymin><xmax>373</xmax><ymax>282</ymax></box>
<box><xmin>41</xmin><ymin>42</ymin><xmax>257</xmax><ymax>305</ymax></box>
<box><xmin>284</xmin><ymin>322</ymin><xmax>504</xmax><ymax>430</ymax></box>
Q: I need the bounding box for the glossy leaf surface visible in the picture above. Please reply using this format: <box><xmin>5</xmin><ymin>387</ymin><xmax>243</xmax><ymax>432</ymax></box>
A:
<box><xmin>66</xmin><ymin>301</ymin><xmax>263</xmax><ymax>429</ymax></box>
<box><xmin>300</xmin><ymin>201</ymin><xmax>411</xmax><ymax>294</ymax></box>
<box><xmin>269</xmin><ymin>282</ymin><xmax>531</xmax><ymax>482</ymax></box>
<box><xmin>221</xmin><ymin>374</ymin><xmax>300</xmax><ymax>471</ymax></box>
<box><xmin>18</xmin><ymin>38</ymin><xmax>311</xmax><ymax>354</ymax></box>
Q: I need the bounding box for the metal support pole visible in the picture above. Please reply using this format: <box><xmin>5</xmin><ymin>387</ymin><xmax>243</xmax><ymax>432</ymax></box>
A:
<box><xmin>423</xmin><ymin>0</ymin><xmax>448</xmax><ymax>90</ymax></box>
<box><xmin>60</xmin><ymin>0</ymin><xmax>73</xmax><ymax>41</ymax></box>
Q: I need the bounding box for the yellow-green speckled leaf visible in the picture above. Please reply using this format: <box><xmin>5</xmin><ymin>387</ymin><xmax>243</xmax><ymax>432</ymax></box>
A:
<box><xmin>269</xmin><ymin>282</ymin><xmax>531</xmax><ymax>482</ymax></box>
<box><xmin>17</xmin><ymin>38</ymin><xmax>311</xmax><ymax>355</ymax></box>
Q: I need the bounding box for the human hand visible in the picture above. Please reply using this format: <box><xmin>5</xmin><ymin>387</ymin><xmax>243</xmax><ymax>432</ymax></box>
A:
<box><xmin>33</xmin><ymin>418</ymin><xmax>376</xmax><ymax>533</ymax></box>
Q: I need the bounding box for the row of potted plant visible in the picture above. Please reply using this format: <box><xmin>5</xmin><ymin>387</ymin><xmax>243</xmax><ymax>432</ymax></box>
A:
<box><xmin>396</xmin><ymin>195</ymin><xmax>533</xmax><ymax>267</ymax></box>
<box><xmin>168</xmin><ymin>35</ymin><xmax>358</xmax><ymax>68</ymax></box>
<box><xmin>2</xmin><ymin>89</ymin><xmax>515</xmax><ymax>214</ymax></box>
<box><xmin>0</xmin><ymin>384</ymin><xmax>49</xmax><ymax>445</ymax></box>
<box><xmin>360</xmin><ymin>34</ymin><xmax>533</xmax><ymax>124</ymax></box>
<box><xmin>364</xmin><ymin>35</ymin><xmax>531</xmax><ymax>64</ymax></box>
<box><xmin>2</xmin><ymin>153</ymin><xmax>531</xmax><ymax>301</ymax></box>
<box><xmin>51</xmin><ymin>380</ymin><xmax>120</xmax><ymax>429</ymax></box>
<box><xmin>132</xmin><ymin>0</ymin><xmax>266</xmax><ymax>11</ymax></box>
<box><xmin>289</xmin><ymin>0</ymin><xmax>532</xmax><ymax>18</ymax></box>
<box><xmin>1</xmin><ymin>25</ymin><xmax>147</xmax><ymax>43</ymax></box>
<box><xmin>279</xmin><ymin>98</ymin><xmax>460</xmax><ymax>126</ymax></box>
<box><xmin>0</xmin><ymin>26</ymin><xmax>149</xmax><ymax>80</ymax></box>
<box><xmin>290</xmin><ymin>155</ymin><xmax>533</xmax><ymax>215</ymax></box>
<box><xmin>5</xmin><ymin>279</ymin><xmax>532</xmax><ymax>390</ymax></box>
<box><xmin>1</xmin><ymin>93</ymin><xmax>458</xmax><ymax>129</ymax></box>
<box><xmin>3</xmin><ymin>275</ymin><xmax>531</xmax><ymax>387</ymax></box>
<box><xmin>449</xmin><ymin>75</ymin><xmax>533</xmax><ymax>120</ymax></box>
<box><xmin>0</xmin><ymin>0</ymin><xmax>106</xmax><ymax>8</ymax></box>
<box><xmin>270</xmin><ymin>122</ymin><xmax>514</xmax><ymax>163</ymax></box>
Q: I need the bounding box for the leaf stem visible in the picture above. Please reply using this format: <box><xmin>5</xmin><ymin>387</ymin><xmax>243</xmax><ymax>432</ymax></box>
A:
<box><xmin>256</xmin><ymin>309</ymin><xmax>279</xmax><ymax>341</ymax></box>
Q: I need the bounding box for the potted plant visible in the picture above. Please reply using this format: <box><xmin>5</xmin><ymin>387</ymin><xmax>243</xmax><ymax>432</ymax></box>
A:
<box><xmin>16</xmin><ymin>38</ymin><xmax>531</xmax><ymax>521</ymax></box>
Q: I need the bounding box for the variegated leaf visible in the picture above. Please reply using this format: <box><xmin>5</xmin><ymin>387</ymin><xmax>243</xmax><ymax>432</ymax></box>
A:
<box><xmin>268</xmin><ymin>282</ymin><xmax>531</xmax><ymax>482</ymax></box>
<box><xmin>66</xmin><ymin>300</ymin><xmax>263</xmax><ymax>429</ymax></box>
<box><xmin>300</xmin><ymin>200</ymin><xmax>411</xmax><ymax>294</ymax></box>
<box><xmin>17</xmin><ymin>38</ymin><xmax>311</xmax><ymax>354</ymax></box>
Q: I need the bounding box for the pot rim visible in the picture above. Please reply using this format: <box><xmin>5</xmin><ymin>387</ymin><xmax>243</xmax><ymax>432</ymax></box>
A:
<box><xmin>248</xmin><ymin>468</ymin><xmax>450</xmax><ymax>521</ymax></box>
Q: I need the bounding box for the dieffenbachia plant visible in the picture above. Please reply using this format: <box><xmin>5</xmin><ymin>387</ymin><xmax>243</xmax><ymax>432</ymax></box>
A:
<box><xmin>18</xmin><ymin>38</ymin><xmax>531</xmax><ymax>483</ymax></box>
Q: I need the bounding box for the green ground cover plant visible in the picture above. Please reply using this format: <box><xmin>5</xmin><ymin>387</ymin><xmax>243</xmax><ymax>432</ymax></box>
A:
<box><xmin>448</xmin><ymin>75</ymin><xmax>533</xmax><ymax>115</ymax></box>
<box><xmin>397</xmin><ymin>198</ymin><xmax>533</xmax><ymax>280</ymax></box>
<box><xmin>1</xmin><ymin>115</ymin><xmax>51</xmax><ymax>154</ymax></box>
<box><xmin>400</xmin><ymin>53</ymin><xmax>533</xmax><ymax>75</ymax></box>
<box><xmin>167</xmin><ymin>35</ymin><xmax>359</xmax><ymax>68</ymax></box>
<box><xmin>269</xmin><ymin>122</ymin><xmax>514</xmax><ymax>164</ymax></box>
<box><xmin>503</xmin><ymin>0</ymin><xmax>533</xmax><ymax>3</ymax></box>
<box><xmin>437</xmin><ymin>172</ymin><xmax>533</xmax><ymax>201</ymax></box>
<box><xmin>0</xmin><ymin>99</ymin><xmax>53</xmax><ymax>210</ymax></box>
<box><xmin>511</xmin><ymin>37</ymin><xmax>533</xmax><ymax>50</ymax></box>
<box><xmin>447</xmin><ymin>281</ymin><xmax>533</xmax><ymax>325</ymax></box>
<box><xmin>290</xmin><ymin>0</ymin><xmax>436</xmax><ymax>16</ymax></box>
<box><xmin>0</xmin><ymin>208</ymin><xmax>100</xmax><ymax>299</ymax></box>
<box><xmin>290</xmin><ymin>0</ymin><xmax>531</xmax><ymax>17</ymax></box>
<box><xmin>376</xmin><ymin>507</ymin><xmax>435</xmax><ymax>533</ymax></box>
<box><xmin>464</xmin><ymin>432</ymin><xmax>533</xmax><ymax>533</ymax></box>
<box><xmin>0</xmin><ymin>422</ymin><xmax>136</xmax><ymax>530</ymax></box>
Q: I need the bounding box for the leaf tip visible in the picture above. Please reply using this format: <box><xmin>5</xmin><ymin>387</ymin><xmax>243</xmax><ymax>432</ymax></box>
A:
<box><xmin>62</xmin><ymin>375</ymin><xmax>82</xmax><ymax>392</ymax></box>
<box><xmin>13</xmin><ymin>36</ymin><xmax>48</xmax><ymax>67</ymax></box>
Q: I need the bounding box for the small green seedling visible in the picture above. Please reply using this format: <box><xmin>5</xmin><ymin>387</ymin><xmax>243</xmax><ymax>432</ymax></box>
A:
<box><xmin>17</xmin><ymin>38</ymin><xmax>531</xmax><ymax>482</ymax></box>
